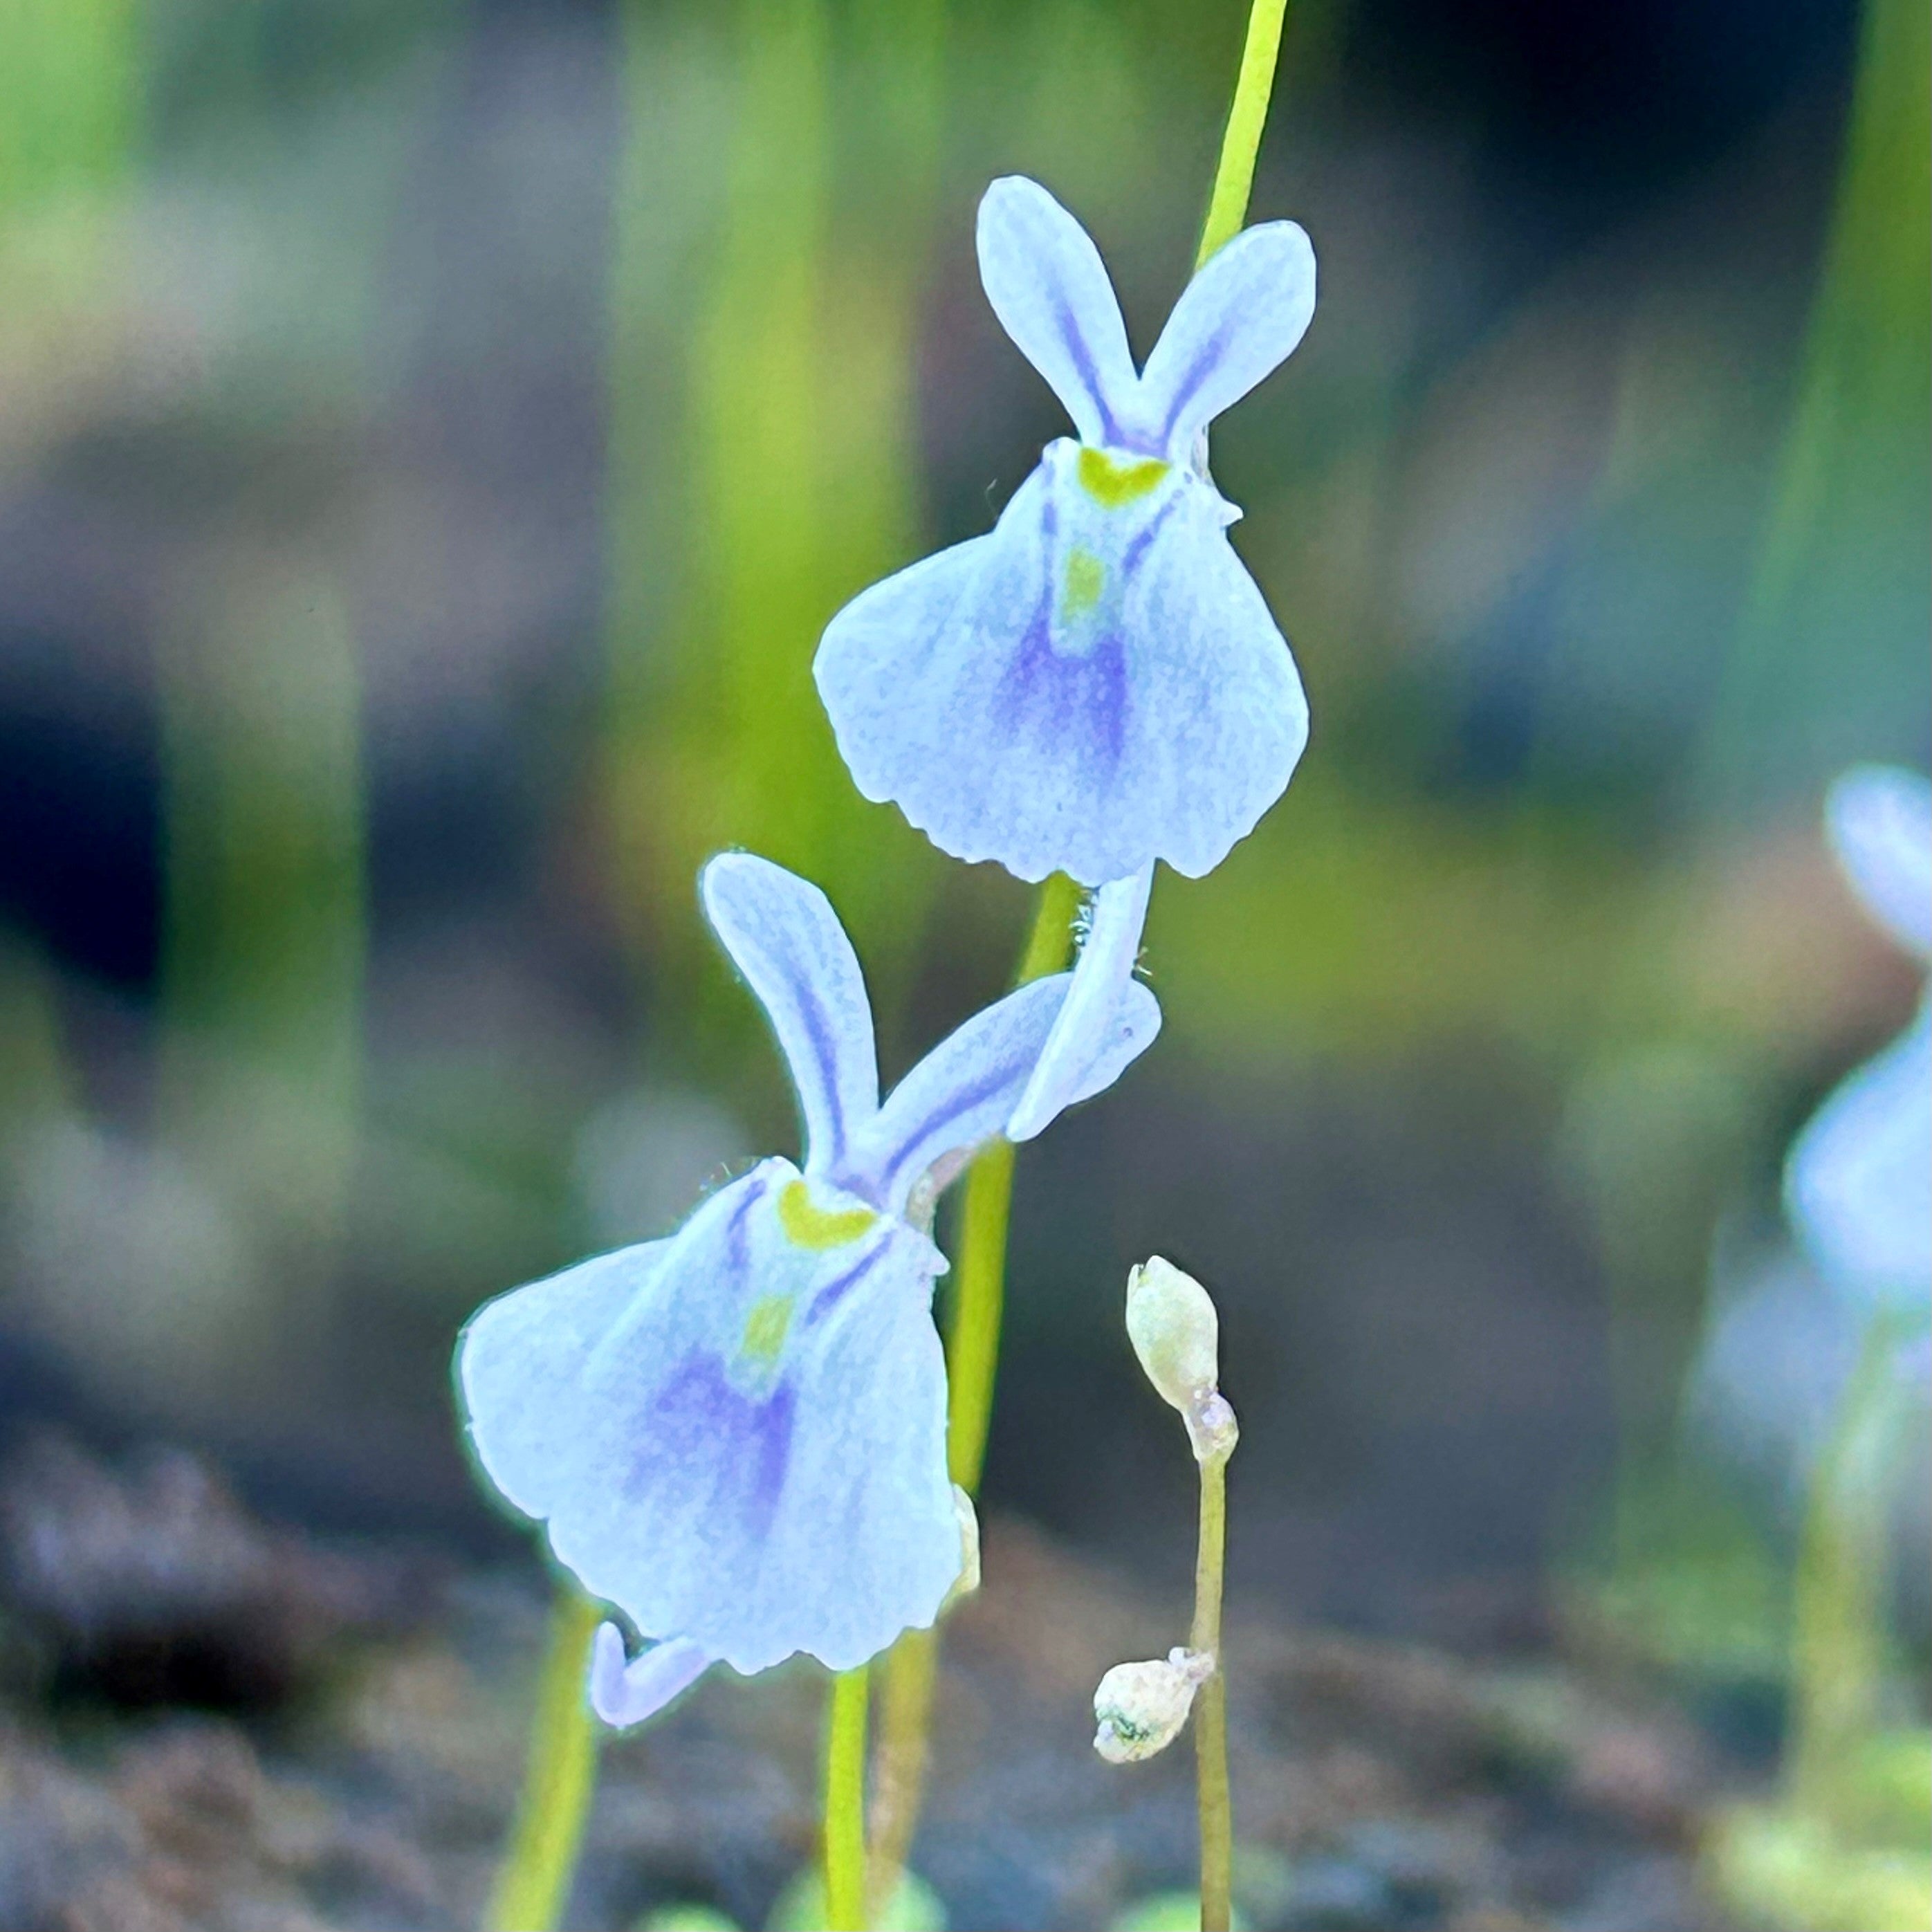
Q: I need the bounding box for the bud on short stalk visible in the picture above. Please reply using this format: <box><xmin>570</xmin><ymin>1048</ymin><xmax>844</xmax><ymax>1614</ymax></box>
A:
<box><xmin>1092</xmin><ymin>1647</ymin><xmax>1215</xmax><ymax>1764</ymax></box>
<box><xmin>1127</xmin><ymin>1257</ymin><xmax>1239</xmax><ymax>1464</ymax></box>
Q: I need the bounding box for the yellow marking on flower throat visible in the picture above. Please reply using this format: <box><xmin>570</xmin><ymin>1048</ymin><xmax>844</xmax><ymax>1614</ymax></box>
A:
<box><xmin>777</xmin><ymin>1177</ymin><xmax>876</xmax><ymax>1251</ymax></box>
<box><xmin>740</xmin><ymin>1292</ymin><xmax>795</xmax><ymax>1365</ymax></box>
<box><xmin>1076</xmin><ymin>446</ymin><xmax>1169</xmax><ymax>507</ymax></box>
<box><xmin>1060</xmin><ymin>546</ymin><xmax>1105</xmax><ymax>620</ymax></box>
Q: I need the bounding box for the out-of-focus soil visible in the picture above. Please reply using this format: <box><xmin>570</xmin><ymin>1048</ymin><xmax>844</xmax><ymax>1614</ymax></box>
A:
<box><xmin>0</xmin><ymin>1437</ymin><xmax>1745</xmax><ymax>1931</ymax></box>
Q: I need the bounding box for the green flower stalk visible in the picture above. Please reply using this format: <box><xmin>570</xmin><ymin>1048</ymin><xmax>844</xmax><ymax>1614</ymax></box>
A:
<box><xmin>1109</xmin><ymin>1258</ymin><xmax>1241</xmax><ymax>1932</ymax></box>
<box><xmin>1785</xmin><ymin>1316</ymin><xmax>1909</xmax><ymax>1826</ymax></box>
<box><xmin>1198</xmin><ymin>0</ymin><xmax>1291</xmax><ymax>270</ymax></box>
<box><xmin>823</xmin><ymin>1665</ymin><xmax>872</xmax><ymax>1931</ymax></box>
<box><xmin>867</xmin><ymin>874</ymin><xmax>1078</xmax><ymax>1914</ymax></box>
<box><xmin>486</xmin><ymin>1589</ymin><xmax>602</xmax><ymax>1932</ymax></box>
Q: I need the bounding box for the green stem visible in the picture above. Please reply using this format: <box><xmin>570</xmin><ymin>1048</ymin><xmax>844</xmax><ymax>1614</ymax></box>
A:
<box><xmin>1787</xmin><ymin>1312</ymin><xmax>1904</xmax><ymax>1826</ymax></box>
<box><xmin>1197</xmin><ymin>0</ymin><xmax>1291</xmax><ymax>268</ymax></box>
<box><xmin>486</xmin><ymin>1587</ymin><xmax>602</xmax><ymax>1932</ymax></box>
<box><xmin>858</xmin><ymin>878</ymin><xmax>1076</xmax><ymax>1907</ymax></box>
<box><xmin>824</xmin><ymin>1666</ymin><xmax>872</xmax><ymax>1931</ymax></box>
<box><xmin>945</xmin><ymin>872</ymin><xmax>1083</xmax><ymax>1491</ymax></box>
<box><xmin>866</xmin><ymin>1624</ymin><xmax>938</xmax><ymax>1920</ymax></box>
<box><xmin>1192</xmin><ymin>1446</ymin><xmax>1233</xmax><ymax>1932</ymax></box>
<box><xmin>1188</xmin><ymin>1</ymin><xmax>1291</xmax><ymax>1899</ymax></box>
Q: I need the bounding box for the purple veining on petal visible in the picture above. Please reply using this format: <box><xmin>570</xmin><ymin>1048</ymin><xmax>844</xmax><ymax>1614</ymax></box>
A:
<box><xmin>802</xmin><ymin>1237</ymin><xmax>892</xmax><ymax>1330</ymax></box>
<box><xmin>748</xmin><ymin>1383</ymin><xmax>796</xmax><ymax>1526</ymax></box>
<box><xmin>995</xmin><ymin>599</ymin><xmax>1131</xmax><ymax>778</ymax></box>
<box><xmin>876</xmin><ymin>1051</ymin><xmax>1037</xmax><ymax>1199</ymax></box>
<box><xmin>822</xmin><ymin>1150</ymin><xmax>889</xmax><ymax>1213</ymax></box>
<box><xmin>1119</xmin><ymin>487</ymin><xmax>1182</xmax><ymax>579</ymax></box>
<box><xmin>724</xmin><ymin>1175</ymin><xmax>764</xmax><ymax>1276</ymax></box>
<box><xmin>641</xmin><ymin>1354</ymin><xmax>798</xmax><ymax>1540</ymax></box>
<box><xmin>766</xmin><ymin>948</ymin><xmax>852</xmax><ymax>1166</ymax></box>
<box><xmin>1157</xmin><ymin>315</ymin><xmax>1239</xmax><ymax>451</ymax></box>
<box><xmin>1053</xmin><ymin>295</ymin><xmax>1123</xmax><ymax>446</ymax></box>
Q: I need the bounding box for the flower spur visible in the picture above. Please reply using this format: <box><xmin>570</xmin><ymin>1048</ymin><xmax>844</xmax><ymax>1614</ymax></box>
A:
<box><xmin>814</xmin><ymin>173</ymin><xmax>1314</xmax><ymax>893</ymax></box>
<box><xmin>457</xmin><ymin>852</ymin><xmax>1160</xmax><ymax>1724</ymax></box>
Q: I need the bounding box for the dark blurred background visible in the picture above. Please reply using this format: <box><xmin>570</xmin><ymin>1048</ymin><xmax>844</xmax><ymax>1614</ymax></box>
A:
<box><xmin>1</xmin><ymin>0</ymin><xmax>1926</xmax><ymax>1693</ymax></box>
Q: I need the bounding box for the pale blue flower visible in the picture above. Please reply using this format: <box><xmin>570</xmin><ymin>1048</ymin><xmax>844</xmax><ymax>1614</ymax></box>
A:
<box><xmin>457</xmin><ymin>852</ymin><xmax>1159</xmax><ymax>1723</ymax></box>
<box><xmin>814</xmin><ymin>174</ymin><xmax>1315</xmax><ymax>892</ymax></box>
<box><xmin>1785</xmin><ymin>766</ymin><xmax>1931</xmax><ymax>1315</ymax></box>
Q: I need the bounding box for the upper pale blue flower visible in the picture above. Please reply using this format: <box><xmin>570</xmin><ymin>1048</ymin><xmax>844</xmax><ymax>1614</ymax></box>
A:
<box><xmin>1785</xmin><ymin>766</ymin><xmax>1931</xmax><ymax>1314</ymax></box>
<box><xmin>814</xmin><ymin>174</ymin><xmax>1315</xmax><ymax>891</ymax></box>
<box><xmin>457</xmin><ymin>852</ymin><xmax>1159</xmax><ymax>1722</ymax></box>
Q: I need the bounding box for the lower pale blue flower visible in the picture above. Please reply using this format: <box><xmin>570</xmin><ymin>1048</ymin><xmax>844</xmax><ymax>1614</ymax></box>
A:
<box><xmin>1784</xmin><ymin>766</ymin><xmax>1931</xmax><ymax>1317</ymax></box>
<box><xmin>457</xmin><ymin>852</ymin><xmax>1160</xmax><ymax>1722</ymax></box>
<box><xmin>815</xmin><ymin>176</ymin><xmax>1314</xmax><ymax>890</ymax></box>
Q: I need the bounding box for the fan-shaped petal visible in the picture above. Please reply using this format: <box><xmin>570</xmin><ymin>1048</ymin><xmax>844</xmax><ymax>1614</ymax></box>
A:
<box><xmin>816</xmin><ymin>452</ymin><xmax>1307</xmax><ymax>885</ymax></box>
<box><xmin>458</xmin><ymin>1162</ymin><xmax>959</xmax><ymax>1676</ymax></box>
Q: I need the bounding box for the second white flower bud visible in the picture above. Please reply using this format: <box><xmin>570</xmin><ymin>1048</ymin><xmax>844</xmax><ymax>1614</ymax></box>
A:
<box><xmin>1092</xmin><ymin>1646</ymin><xmax>1215</xmax><ymax>1764</ymax></box>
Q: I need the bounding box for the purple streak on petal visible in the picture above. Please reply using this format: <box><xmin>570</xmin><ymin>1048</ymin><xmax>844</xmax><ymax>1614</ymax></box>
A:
<box><xmin>750</xmin><ymin>1383</ymin><xmax>796</xmax><ymax>1524</ymax></box>
<box><xmin>875</xmin><ymin>1058</ymin><xmax>1031</xmax><ymax>1201</ymax></box>
<box><xmin>801</xmin><ymin>1238</ymin><xmax>891</xmax><ymax>1329</ymax></box>
<box><xmin>742</xmin><ymin>938</ymin><xmax>852</xmax><ymax>1168</ymax></box>
<box><xmin>639</xmin><ymin>1355</ymin><xmax>798</xmax><ymax>1540</ymax></box>
<box><xmin>981</xmin><ymin>466</ymin><xmax>1176</xmax><ymax>787</ymax></box>
<box><xmin>1118</xmin><ymin>489</ymin><xmax>1182</xmax><ymax>580</ymax></box>
<box><xmin>996</xmin><ymin>603</ymin><xmax>1131</xmax><ymax>775</ymax></box>
<box><xmin>724</xmin><ymin>1175</ymin><xmax>764</xmax><ymax>1276</ymax></box>
<box><xmin>1156</xmin><ymin>318</ymin><xmax>1240</xmax><ymax>452</ymax></box>
<box><xmin>1055</xmin><ymin>295</ymin><xmax>1124</xmax><ymax>447</ymax></box>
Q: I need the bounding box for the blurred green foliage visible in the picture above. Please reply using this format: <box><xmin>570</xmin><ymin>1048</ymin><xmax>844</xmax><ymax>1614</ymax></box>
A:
<box><xmin>158</xmin><ymin>567</ymin><xmax>365</xmax><ymax>1242</ymax></box>
<box><xmin>604</xmin><ymin>0</ymin><xmax>949</xmax><ymax>1079</ymax></box>
<box><xmin>1705</xmin><ymin>0</ymin><xmax>1931</xmax><ymax>802</ymax></box>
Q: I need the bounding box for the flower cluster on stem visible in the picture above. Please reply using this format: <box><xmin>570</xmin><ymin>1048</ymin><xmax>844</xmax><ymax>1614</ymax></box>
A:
<box><xmin>461</xmin><ymin>2</ymin><xmax>1316</xmax><ymax>1915</ymax></box>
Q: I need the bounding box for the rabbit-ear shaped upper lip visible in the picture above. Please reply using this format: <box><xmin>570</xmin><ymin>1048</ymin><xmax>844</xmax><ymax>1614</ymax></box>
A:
<box><xmin>976</xmin><ymin>174</ymin><xmax>1316</xmax><ymax>460</ymax></box>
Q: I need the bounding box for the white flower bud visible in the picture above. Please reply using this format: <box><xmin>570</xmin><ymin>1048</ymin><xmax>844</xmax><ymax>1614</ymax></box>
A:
<box><xmin>1092</xmin><ymin>1647</ymin><xmax>1215</xmax><ymax>1764</ymax></box>
<box><xmin>1126</xmin><ymin>1255</ymin><xmax>1220</xmax><ymax>1416</ymax></box>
